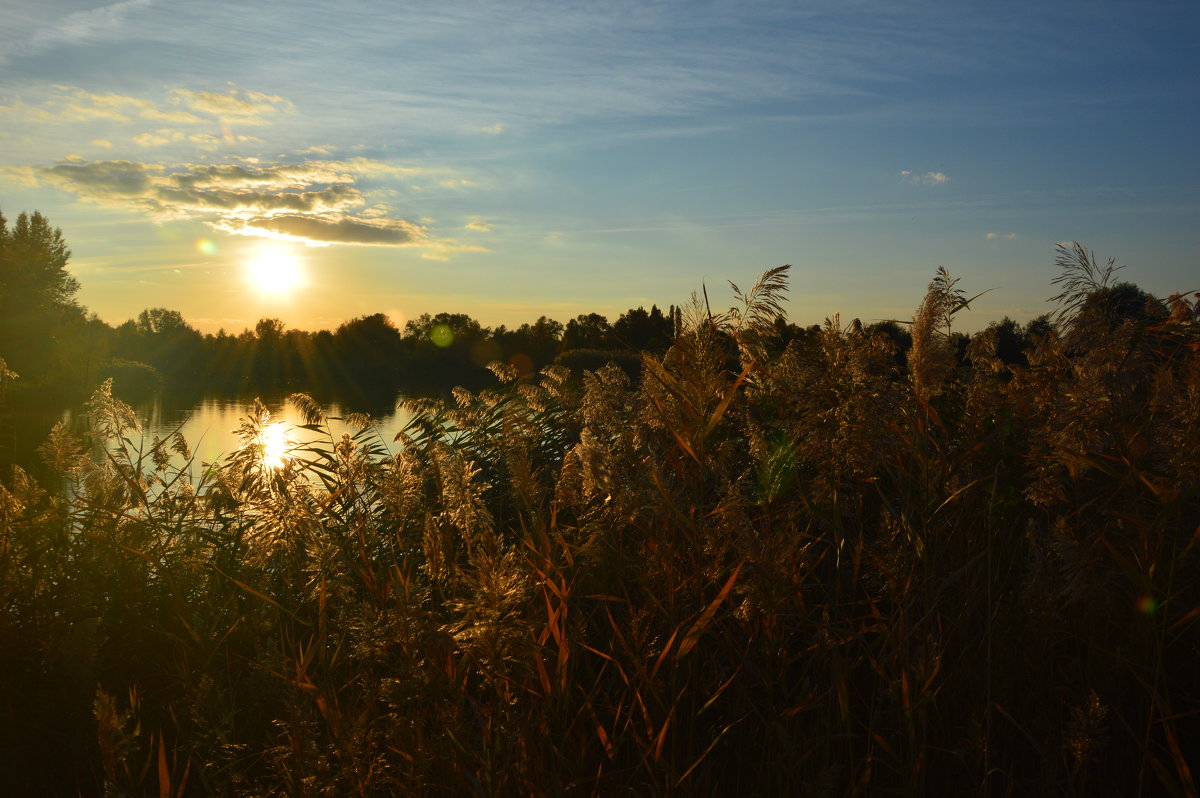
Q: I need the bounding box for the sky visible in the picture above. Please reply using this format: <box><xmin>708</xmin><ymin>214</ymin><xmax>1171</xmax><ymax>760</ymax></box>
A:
<box><xmin>1</xmin><ymin>0</ymin><xmax>1197</xmax><ymax>335</ymax></box>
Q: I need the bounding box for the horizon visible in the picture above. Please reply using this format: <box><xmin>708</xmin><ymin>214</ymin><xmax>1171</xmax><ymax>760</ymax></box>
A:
<box><xmin>2</xmin><ymin>1</ymin><xmax>1197</xmax><ymax>335</ymax></box>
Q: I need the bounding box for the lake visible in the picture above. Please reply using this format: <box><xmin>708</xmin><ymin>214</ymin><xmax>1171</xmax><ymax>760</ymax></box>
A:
<box><xmin>122</xmin><ymin>392</ymin><xmax>417</xmax><ymax>469</ymax></box>
<box><xmin>2</xmin><ymin>387</ymin><xmax>418</xmax><ymax>479</ymax></box>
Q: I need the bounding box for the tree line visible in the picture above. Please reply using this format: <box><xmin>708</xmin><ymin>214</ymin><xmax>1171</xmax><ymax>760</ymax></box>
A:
<box><xmin>1</xmin><ymin>207</ymin><xmax>1158</xmax><ymax>414</ymax></box>
<box><xmin>0</xmin><ymin>208</ymin><xmax>689</xmax><ymax>405</ymax></box>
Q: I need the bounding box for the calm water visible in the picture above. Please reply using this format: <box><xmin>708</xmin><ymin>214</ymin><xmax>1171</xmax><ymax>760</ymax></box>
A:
<box><xmin>3</xmin><ymin>389</ymin><xmax>418</xmax><ymax>479</ymax></box>
<box><xmin>111</xmin><ymin>392</ymin><xmax>418</xmax><ymax>469</ymax></box>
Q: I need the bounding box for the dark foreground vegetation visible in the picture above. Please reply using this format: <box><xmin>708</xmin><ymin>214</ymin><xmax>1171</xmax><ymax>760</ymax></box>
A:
<box><xmin>2</xmin><ymin>212</ymin><xmax>1200</xmax><ymax>795</ymax></box>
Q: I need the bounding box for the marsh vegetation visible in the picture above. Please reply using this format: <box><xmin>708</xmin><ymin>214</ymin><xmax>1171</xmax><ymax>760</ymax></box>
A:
<box><xmin>2</xmin><ymin>237</ymin><xmax>1199</xmax><ymax>795</ymax></box>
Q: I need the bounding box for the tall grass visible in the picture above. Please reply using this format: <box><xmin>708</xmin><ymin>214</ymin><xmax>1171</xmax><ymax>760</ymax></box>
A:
<box><xmin>1</xmin><ymin>251</ymin><xmax>1197</xmax><ymax>795</ymax></box>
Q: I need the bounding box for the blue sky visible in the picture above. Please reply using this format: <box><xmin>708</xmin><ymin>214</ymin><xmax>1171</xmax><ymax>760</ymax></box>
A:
<box><xmin>1</xmin><ymin>0</ymin><xmax>1197</xmax><ymax>333</ymax></box>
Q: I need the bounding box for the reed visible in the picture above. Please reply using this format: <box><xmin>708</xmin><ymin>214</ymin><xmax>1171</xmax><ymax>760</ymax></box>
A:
<box><xmin>1</xmin><ymin>254</ymin><xmax>1197</xmax><ymax>795</ymax></box>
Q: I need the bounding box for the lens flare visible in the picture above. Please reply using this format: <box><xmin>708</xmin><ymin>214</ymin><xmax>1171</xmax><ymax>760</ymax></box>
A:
<box><xmin>507</xmin><ymin>352</ymin><xmax>533</xmax><ymax>376</ymax></box>
<box><xmin>1136</xmin><ymin>595</ymin><xmax>1159</xmax><ymax>615</ymax></box>
<box><xmin>195</xmin><ymin>237</ymin><xmax>217</xmax><ymax>256</ymax></box>
<box><xmin>430</xmin><ymin>324</ymin><xmax>454</xmax><ymax>347</ymax></box>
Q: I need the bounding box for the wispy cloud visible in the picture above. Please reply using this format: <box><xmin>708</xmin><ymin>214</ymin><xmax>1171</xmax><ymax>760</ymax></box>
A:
<box><xmin>0</xmin><ymin>85</ymin><xmax>288</xmax><ymax>145</ymax></box>
<box><xmin>134</xmin><ymin>129</ymin><xmax>184</xmax><ymax>148</ymax></box>
<box><xmin>359</xmin><ymin>204</ymin><xmax>393</xmax><ymax>218</ymax></box>
<box><xmin>187</xmin><ymin>132</ymin><xmax>262</xmax><ymax>151</ymax></box>
<box><xmin>1</xmin><ymin>87</ymin><xmax>153</xmax><ymax>123</ymax></box>
<box><xmin>985</xmin><ymin>232</ymin><xmax>1018</xmax><ymax>239</ymax></box>
<box><xmin>168</xmin><ymin>88</ymin><xmax>293</xmax><ymax>126</ymax></box>
<box><xmin>465</xmin><ymin>217</ymin><xmax>492</xmax><ymax>232</ymax></box>
<box><xmin>901</xmin><ymin>170</ymin><xmax>950</xmax><ymax>186</ymax></box>
<box><xmin>0</xmin><ymin>0</ymin><xmax>154</xmax><ymax>66</ymax></box>
<box><xmin>141</xmin><ymin>107</ymin><xmax>207</xmax><ymax>125</ymax></box>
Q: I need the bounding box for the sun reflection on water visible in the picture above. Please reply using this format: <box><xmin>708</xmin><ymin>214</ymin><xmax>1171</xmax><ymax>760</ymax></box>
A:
<box><xmin>258</xmin><ymin>421</ymin><xmax>292</xmax><ymax>470</ymax></box>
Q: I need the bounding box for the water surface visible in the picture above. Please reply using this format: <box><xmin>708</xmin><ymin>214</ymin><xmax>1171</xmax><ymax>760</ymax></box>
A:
<box><xmin>123</xmin><ymin>392</ymin><xmax>417</xmax><ymax>470</ymax></box>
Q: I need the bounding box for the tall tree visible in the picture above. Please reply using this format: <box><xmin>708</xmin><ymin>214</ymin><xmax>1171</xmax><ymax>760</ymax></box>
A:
<box><xmin>0</xmin><ymin>210</ymin><xmax>79</xmax><ymax>380</ymax></box>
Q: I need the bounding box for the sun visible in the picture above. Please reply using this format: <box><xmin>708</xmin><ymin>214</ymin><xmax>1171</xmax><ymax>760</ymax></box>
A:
<box><xmin>246</xmin><ymin>246</ymin><xmax>306</xmax><ymax>297</ymax></box>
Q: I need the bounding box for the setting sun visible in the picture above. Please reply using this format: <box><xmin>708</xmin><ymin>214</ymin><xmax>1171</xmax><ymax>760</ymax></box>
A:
<box><xmin>246</xmin><ymin>247</ymin><xmax>305</xmax><ymax>297</ymax></box>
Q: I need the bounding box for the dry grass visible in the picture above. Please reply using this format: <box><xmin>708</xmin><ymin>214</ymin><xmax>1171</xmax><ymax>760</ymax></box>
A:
<box><xmin>1</xmin><ymin>257</ymin><xmax>1198</xmax><ymax>796</ymax></box>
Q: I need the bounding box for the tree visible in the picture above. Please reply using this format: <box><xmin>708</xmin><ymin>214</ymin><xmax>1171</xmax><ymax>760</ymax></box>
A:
<box><xmin>336</xmin><ymin>313</ymin><xmax>402</xmax><ymax>359</ymax></box>
<box><xmin>0</xmin><ymin>210</ymin><xmax>76</xmax><ymax>309</ymax></box>
<box><xmin>115</xmin><ymin>308</ymin><xmax>203</xmax><ymax>381</ymax></box>
<box><xmin>518</xmin><ymin>315</ymin><xmax>564</xmax><ymax>368</ymax></box>
<box><xmin>562</xmin><ymin>313</ymin><xmax>611</xmax><ymax>351</ymax></box>
<box><xmin>0</xmin><ymin>210</ymin><xmax>80</xmax><ymax>380</ymax></box>
<box><xmin>403</xmin><ymin>312</ymin><xmax>486</xmax><ymax>345</ymax></box>
<box><xmin>612</xmin><ymin>305</ymin><xmax>673</xmax><ymax>353</ymax></box>
<box><xmin>136</xmin><ymin>308</ymin><xmax>190</xmax><ymax>337</ymax></box>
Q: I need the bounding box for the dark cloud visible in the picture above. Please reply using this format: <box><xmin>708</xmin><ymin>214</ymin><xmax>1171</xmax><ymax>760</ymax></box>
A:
<box><xmin>221</xmin><ymin>214</ymin><xmax>426</xmax><ymax>246</ymax></box>
<box><xmin>22</xmin><ymin>156</ymin><xmax>479</xmax><ymax>255</ymax></box>
<box><xmin>154</xmin><ymin>183</ymin><xmax>361</xmax><ymax>214</ymax></box>
<box><xmin>43</xmin><ymin>159</ymin><xmax>158</xmax><ymax>195</ymax></box>
<box><xmin>37</xmin><ymin>158</ymin><xmax>365</xmax><ymax>217</ymax></box>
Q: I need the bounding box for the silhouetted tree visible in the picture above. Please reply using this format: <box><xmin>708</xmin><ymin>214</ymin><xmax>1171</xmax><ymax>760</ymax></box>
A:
<box><xmin>989</xmin><ymin>317</ymin><xmax>1029</xmax><ymax>367</ymax></box>
<box><xmin>0</xmin><ymin>210</ymin><xmax>79</xmax><ymax>381</ymax></box>
<box><xmin>562</xmin><ymin>313</ymin><xmax>611</xmax><ymax>351</ymax></box>
<box><xmin>612</xmin><ymin>305</ymin><xmax>673</xmax><ymax>353</ymax></box>
<box><xmin>1077</xmin><ymin>281</ymin><xmax>1166</xmax><ymax>330</ymax></box>
<box><xmin>137</xmin><ymin>308</ymin><xmax>190</xmax><ymax>337</ymax></box>
<box><xmin>402</xmin><ymin>312</ymin><xmax>496</xmax><ymax>387</ymax></box>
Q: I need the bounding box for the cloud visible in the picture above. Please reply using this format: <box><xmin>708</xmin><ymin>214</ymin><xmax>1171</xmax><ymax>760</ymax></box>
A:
<box><xmin>169</xmin><ymin>88</ymin><xmax>293</xmax><ymax>125</ymax></box>
<box><xmin>478</xmin><ymin>123</ymin><xmax>506</xmax><ymax>135</ymax></box>
<box><xmin>38</xmin><ymin>159</ymin><xmax>161</xmax><ymax>197</ymax></box>
<box><xmin>465</xmin><ymin>217</ymin><xmax>492</xmax><ymax>232</ymax></box>
<box><xmin>217</xmin><ymin>214</ymin><xmax>427</xmax><ymax>246</ymax></box>
<box><xmin>134</xmin><ymin>129</ymin><xmax>184</xmax><ymax>147</ymax></box>
<box><xmin>34</xmin><ymin>86</ymin><xmax>155</xmax><ymax>122</ymax></box>
<box><xmin>187</xmin><ymin>132</ymin><xmax>262</xmax><ymax>151</ymax></box>
<box><xmin>157</xmin><ymin>183</ymin><xmax>363</xmax><ymax>215</ymax></box>
<box><xmin>901</xmin><ymin>169</ymin><xmax>950</xmax><ymax>186</ymax></box>
<box><xmin>1</xmin><ymin>0</ymin><xmax>154</xmax><ymax>66</ymax></box>
<box><xmin>0</xmin><ymin>84</ymin><xmax>287</xmax><ymax>138</ymax></box>
<box><xmin>36</xmin><ymin>158</ymin><xmax>368</xmax><ymax>217</ymax></box>
<box><xmin>359</xmin><ymin>204</ymin><xmax>393</xmax><ymax>218</ymax></box>
<box><xmin>140</xmin><ymin>107</ymin><xmax>207</xmax><ymax>125</ymax></box>
<box><xmin>20</xmin><ymin>155</ymin><xmax>477</xmax><ymax>255</ymax></box>
<box><xmin>91</xmin><ymin>139</ymin><xmax>114</xmax><ymax>148</ymax></box>
<box><xmin>985</xmin><ymin>232</ymin><xmax>1018</xmax><ymax>239</ymax></box>
<box><xmin>188</xmin><ymin>133</ymin><xmax>222</xmax><ymax>150</ymax></box>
